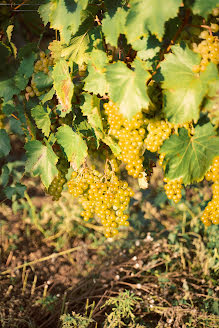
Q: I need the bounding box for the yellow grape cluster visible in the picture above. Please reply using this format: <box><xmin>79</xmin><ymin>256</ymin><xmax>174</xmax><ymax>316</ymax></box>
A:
<box><xmin>34</xmin><ymin>51</ymin><xmax>54</xmax><ymax>74</ymax></box>
<box><xmin>163</xmin><ymin>177</ymin><xmax>183</xmax><ymax>203</ymax></box>
<box><xmin>158</xmin><ymin>153</ymin><xmax>165</xmax><ymax>167</ymax></box>
<box><xmin>193</xmin><ymin>31</ymin><xmax>219</xmax><ymax>72</ymax></box>
<box><xmin>25</xmin><ymin>79</ymin><xmax>42</xmax><ymax>98</ymax></box>
<box><xmin>104</xmin><ymin>101</ymin><xmax>145</xmax><ymax>178</ymax></box>
<box><xmin>25</xmin><ymin>51</ymin><xmax>54</xmax><ymax>99</ymax></box>
<box><xmin>144</xmin><ymin>120</ymin><xmax>173</xmax><ymax>153</ymax></box>
<box><xmin>201</xmin><ymin>157</ymin><xmax>219</xmax><ymax>226</ymax></box>
<box><xmin>67</xmin><ymin>167</ymin><xmax>134</xmax><ymax>238</ymax></box>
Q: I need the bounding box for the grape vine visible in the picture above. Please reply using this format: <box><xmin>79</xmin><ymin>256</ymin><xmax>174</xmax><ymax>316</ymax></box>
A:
<box><xmin>0</xmin><ymin>0</ymin><xmax>219</xmax><ymax>235</ymax></box>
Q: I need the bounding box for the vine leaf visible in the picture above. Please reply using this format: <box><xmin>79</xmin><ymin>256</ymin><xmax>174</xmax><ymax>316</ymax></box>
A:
<box><xmin>25</xmin><ymin>140</ymin><xmax>58</xmax><ymax>189</ymax></box>
<box><xmin>0</xmin><ymin>78</ymin><xmax>20</xmax><ymax>102</ymax></box>
<box><xmin>132</xmin><ymin>34</ymin><xmax>161</xmax><ymax>61</ymax></box>
<box><xmin>40</xmin><ymin>87</ymin><xmax>55</xmax><ymax>104</ymax></box>
<box><xmin>52</xmin><ymin>58</ymin><xmax>74</xmax><ymax>115</ymax></box>
<box><xmin>84</xmin><ymin>49</ymin><xmax>109</xmax><ymax>96</ymax></box>
<box><xmin>161</xmin><ymin>123</ymin><xmax>219</xmax><ymax>185</ymax></box>
<box><xmin>106</xmin><ymin>59</ymin><xmax>150</xmax><ymax>119</ymax></box>
<box><xmin>192</xmin><ymin>0</ymin><xmax>218</xmax><ymax>18</ymax></box>
<box><xmin>102</xmin><ymin>135</ymin><xmax>121</xmax><ymax>156</ymax></box>
<box><xmin>14</xmin><ymin>52</ymin><xmax>37</xmax><ymax>90</ymax></box>
<box><xmin>31</xmin><ymin>105</ymin><xmax>51</xmax><ymax>137</ymax></box>
<box><xmin>61</xmin><ymin>33</ymin><xmax>90</xmax><ymax>66</ymax></box>
<box><xmin>38</xmin><ymin>0</ymin><xmax>87</xmax><ymax>44</ymax></box>
<box><xmin>48</xmin><ymin>40</ymin><xmax>63</xmax><ymax>61</ymax></box>
<box><xmin>81</xmin><ymin>93</ymin><xmax>104</xmax><ymax>145</ymax></box>
<box><xmin>0</xmin><ymin>129</ymin><xmax>11</xmax><ymax>158</ymax></box>
<box><xmin>125</xmin><ymin>0</ymin><xmax>181</xmax><ymax>42</ymax></box>
<box><xmin>56</xmin><ymin>125</ymin><xmax>88</xmax><ymax>169</ymax></box>
<box><xmin>33</xmin><ymin>71</ymin><xmax>53</xmax><ymax>91</ymax></box>
<box><xmin>102</xmin><ymin>7</ymin><xmax>128</xmax><ymax>47</ymax></box>
<box><xmin>160</xmin><ymin>45</ymin><xmax>219</xmax><ymax>123</ymax></box>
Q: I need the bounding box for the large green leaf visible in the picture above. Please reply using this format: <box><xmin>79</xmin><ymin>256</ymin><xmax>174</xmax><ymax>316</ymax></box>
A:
<box><xmin>126</xmin><ymin>0</ymin><xmax>181</xmax><ymax>42</ymax></box>
<box><xmin>38</xmin><ymin>0</ymin><xmax>86</xmax><ymax>44</ymax></box>
<box><xmin>106</xmin><ymin>59</ymin><xmax>150</xmax><ymax>119</ymax></box>
<box><xmin>31</xmin><ymin>105</ymin><xmax>51</xmax><ymax>137</ymax></box>
<box><xmin>56</xmin><ymin>125</ymin><xmax>88</xmax><ymax>169</ymax></box>
<box><xmin>81</xmin><ymin>93</ymin><xmax>104</xmax><ymax>144</ymax></box>
<box><xmin>84</xmin><ymin>49</ymin><xmax>109</xmax><ymax>96</ymax></box>
<box><xmin>0</xmin><ymin>129</ymin><xmax>11</xmax><ymax>158</ymax></box>
<box><xmin>0</xmin><ymin>78</ymin><xmax>20</xmax><ymax>101</ymax></box>
<box><xmin>102</xmin><ymin>7</ymin><xmax>128</xmax><ymax>47</ymax></box>
<box><xmin>14</xmin><ymin>52</ymin><xmax>36</xmax><ymax>90</ymax></box>
<box><xmin>192</xmin><ymin>0</ymin><xmax>218</xmax><ymax>18</ymax></box>
<box><xmin>52</xmin><ymin>58</ymin><xmax>74</xmax><ymax>115</ymax></box>
<box><xmin>25</xmin><ymin>140</ymin><xmax>58</xmax><ymax>188</ymax></box>
<box><xmin>160</xmin><ymin>45</ymin><xmax>219</xmax><ymax>123</ymax></box>
<box><xmin>161</xmin><ymin>123</ymin><xmax>219</xmax><ymax>185</ymax></box>
<box><xmin>61</xmin><ymin>33</ymin><xmax>90</xmax><ymax>66</ymax></box>
<box><xmin>33</xmin><ymin>71</ymin><xmax>53</xmax><ymax>91</ymax></box>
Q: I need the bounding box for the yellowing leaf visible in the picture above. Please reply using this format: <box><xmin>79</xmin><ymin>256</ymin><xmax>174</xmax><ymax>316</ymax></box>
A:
<box><xmin>52</xmin><ymin>59</ymin><xmax>74</xmax><ymax>114</ymax></box>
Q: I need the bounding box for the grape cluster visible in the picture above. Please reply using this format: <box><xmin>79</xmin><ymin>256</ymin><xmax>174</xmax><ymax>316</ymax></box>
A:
<box><xmin>25</xmin><ymin>79</ymin><xmax>42</xmax><ymax>98</ymax></box>
<box><xmin>103</xmin><ymin>101</ymin><xmax>145</xmax><ymax>178</ymax></box>
<box><xmin>67</xmin><ymin>167</ymin><xmax>134</xmax><ymax>238</ymax></box>
<box><xmin>192</xmin><ymin>31</ymin><xmax>219</xmax><ymax>72</ymax></box>
<box><xmin>47</xmin><ymin>152</ymin><xmax>69</xmax><ymax>201</ymax></box>
<box><xmin>163</xmin><ymin>177</ymin><xmax>183</xmax><ymax>203</ymax></box>
<box><xmin>158</xmin><ymin>153</ymin><xmax>165</xmax><ymax>167</ymax></box>
<box><xmin>201</xmin><ymin>157</ymin><xmax>219</xmax><ymax>226</ymax></box>
<box><xmin>25</xmin><ymin>51</ymin><xmax>54</xmax><ymax>99</ymax></box>
<box><xmin>34</xmin><ymin>51</ymin><xmax>54</xmax><ymax>74</ymax></box>
<box><xmin>144</xmin><ymin>120</ymin><xmax>173</xmax><ymax>152</ymax></box>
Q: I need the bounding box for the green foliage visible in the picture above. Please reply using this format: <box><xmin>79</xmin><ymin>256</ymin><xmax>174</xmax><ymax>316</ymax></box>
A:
<box><xmin>84</xmin><ymin>51</ymin><xmax>109</xmax><ymax>96</ymax></box>
<box><xmin>192</xmin><ymin>0</ymin><xmax>219</xmax><ymax>18</ymax></box>
<box><xmin>25</xmin><ymin>140</ymin><xmax>58</xmax><ymax>188</ymax></box>
<box><xmin>106</xmin><ymin>59</ymin><xmax>150</xmax><ymax>119</ymax></box>
<box><xmin>60</xmin><ymin>312</ymin><xmax>94</xmax><ymax>328</ymax></box>
<box><xmin>33</xmin><ymin>71</ymin><xmax>53</xmax><ymax>92</ymax></box>
<box><xmin>38</xmin><ymin>0</ymin><xmax>88</xmax><ymax>44</ymax></box>
<box><xmin>160</xmin><ymin>45</ymin><xmax>218</xmax><ymax>123</ymax></box>
<box><xmin>0</xmin><ymin>129</ymin><xmax>10</xmax><ymax>158</ymax></box>
<box><xmin>61</xmin><ymin>33</ymin><xmax>90</xmax><ymax>66</ymax></box>
<box><xmin>102</xmin><ymin>7</ymin><xmax>128</xmax><ymax>47</ymax></box>
<box><xmin>102</xmin><ymin>290</ymin><xmax>142</xmax><ymax>327</ymax></box>
<box><xmin>56</xmin><ymin>125</ymin><xmax>88</xmax><ymax>168</ymax></box>
<box><xmin>81</xmin><ymin>93</ymin><xmax>104</xmax><ymax>142</ymax></box>
<box><xmin>31</xmin><ymin>105</ymin><xmax>51</xmax><ymax>137</ymax></box>
<box><xmin>52</xmin><ymin>58</ymin><xmax>74</xmax><ymax>115</ymax></box>
<box><xmin>0</xmin><ymin>0</ymin><xmax>218</xmax><ymax>231</ymax></box>
<box><xmin>125</xmin><ymin>0</ymin><xmax>181</xmax><ymax>42</ymax></box>
<box><xmin>161</xmin><ymin>123</ymin><xmax>219</xmax><ymax>185</ymax></box>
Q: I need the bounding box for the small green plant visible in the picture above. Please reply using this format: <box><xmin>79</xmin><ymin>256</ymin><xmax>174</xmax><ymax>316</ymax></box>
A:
<box><xmin>102</xmin><ymin>291</ymin><xmax>143</xmax><ymax>328</ymax></box>
<box><xmin>60</xmin><ymin>312</ymin><xmax>95</xmax><ymax>328</ymax></box>
<box><xmin>35</xmin><ymin>295</ymin><xmax>58</xmax><ymax>312</ymax></box>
